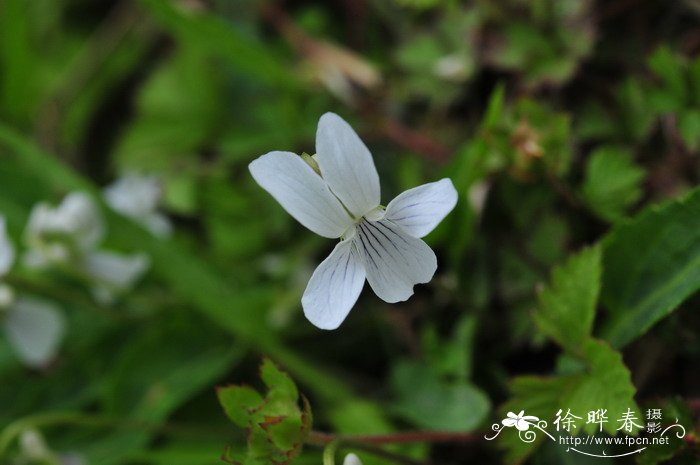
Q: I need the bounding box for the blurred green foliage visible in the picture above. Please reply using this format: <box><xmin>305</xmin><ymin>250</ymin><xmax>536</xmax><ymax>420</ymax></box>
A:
<box><xmin>1</xmin><ymin>0</ymin><xmax>700</xmax><ymax>464</ymax></box>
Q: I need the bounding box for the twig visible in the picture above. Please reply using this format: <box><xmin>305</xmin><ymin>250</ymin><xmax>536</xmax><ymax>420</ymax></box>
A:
<box><xmin>380</xmin><ymin>119</ymin><xmax>453</xmax><ymax>163</ymax></box>
<box><xmin>261</xmin><ymin>2</ymin><xmax>453</xmax><ymax>164</ymax></box>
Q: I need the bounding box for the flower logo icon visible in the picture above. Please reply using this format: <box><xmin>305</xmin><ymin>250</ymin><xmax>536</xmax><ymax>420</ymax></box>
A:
<box><xmin>502</xmin><ymin>411</ymin><xmax>540</xmax><ymax>431</ymax></box>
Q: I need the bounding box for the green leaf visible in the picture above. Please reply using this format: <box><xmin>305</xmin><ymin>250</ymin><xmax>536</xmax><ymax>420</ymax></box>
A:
<box><xmin>113</xmin><ymin>46</ymin><xmax>224</xmax><ymax>169</ymax></box>
<box><xmin>217</xmin><ymin>386</ymin><xmax>264</xmax><ymax>427</ymax></box>
<box><xmin>0</xmin><ymin>0</ymin><xmax>41</xmax><ymax>124</ymax></box>
<box><xmin>678</xmin><ymin>109</ymin><xmax>700</xmax><ymax>152</ymax></box>
<box><xmin>499</xmin><ymin>376</ymin><xmax>569</xmax><ymax>464</ymax></box>
<box><xmin>500</xmin><ymin>339</ymin><xmax>639</xmax><ymax>462</ymax></box>
<box><xmin>648</xmin><ymin>46</ymin><xmax>687</xmax><ymax>106</ymax></box>
<box><xmin>422</xmin><ymin>315</ymin><xmax>477</xmax><ymax>380</ymax></box>
<box><xmin>581</xmin><ymin>146</ymin><xmax>645</xmax><ymax>222</ymax></box>
<box><xmin>635</xmin><ymin>398</ymin><xmax>692</xmax><ymax>465</ymax></box>
<box><xmin>563</xmin><ymin>339</ymin><xmax>640</xmax><ymax>436</ymax></box>
<box><xmin>600</xmin><ymin>186</ymin><xmax>700</xmax><ymax>347</ymax></box>
<box><xmin>216</xmin><ymin>359</ymin><xmax>311</xmax><ymax>465</ymax></box>
<box><xmin>138</xmin><ymin>0</ymin><xmax>295</xmax><ymax>88</ymax></box>
<box><xmin>534</xmin><ymin>246</ymin><xmax>601</xmax><ymax>354</ymax></box>
<box><xmin>260</xmin><ymin>358</ymin><xmax>300</xmax><ymax>416</ymax></box>
<box><xmin>391</xmin><ymin>360</ymin><xmax>489</xmax><ymax>432</ymax></box>
<box><xmin>483</xmin><ymin>83</ymin><xmax>506</xmax><ymax>130</ymax></box>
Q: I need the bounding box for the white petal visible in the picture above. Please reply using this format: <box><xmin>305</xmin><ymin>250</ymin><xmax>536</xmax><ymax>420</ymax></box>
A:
<box><xmin>104</xmin><ymin>173</ymin><xmax>161</xmax><ymax>216</ymax></box>
<box><xmin>4</xmin><ymin>297</ymin><xmax>66</xmax><ymax>368</ymax></box>
<box><xmin>343</xmin><ymin>454</ymin><xmax>363</xmax><ymax>465</ymax></box>
<box><xmin>104</xmin><ymin>173</ymin><xmax>172</xmax><ymax>237</ymax></box>
<box><xmin>83</xmin><ymin>252</ymin><xmax>150</xmax><ymax>303</ymax></box>
<box><xmin>249</xmin><ymin>151</ymin><xmax>353</xmax><ymax>238</ymax></box>
<box><xmin>25</xmin><ymin>192</ymin><xmax>105</xmax><ymax>254</ymax></box>
<box><xmin>301</xmin><ymin>237</ymin><xmax>365</xmax><ymax>330</ymax></box>
<box><xmin>315</xmin><ymin>112</ymin><xmax>380</xmax><ymax>217</ymax></box>
<box><xmin>0</xmin><ymin>216</ymin><xmax>16</xmax><ymax>275</ymax></box>
<box><xmin>56</xmin><ymin>192</ymin><xmax>105</xmax><ymax>251</ymax></box>
<box><xmin>383</xmin><ymin>178</ymin><xmax>458</xmax><ymax>238</ymax></box>
<box><xmin>354</xmin><ymin>220</ymin><xmax>436</xmax><ymax>303</ymax></box>
<box><xmin>142</xmin><ymin>213</ymin><xmax>173</xmax><ymax>238</ymax></box>
<box><xmin>502</xmin><ymin>418</ymin><xmax>518</xmax><ymax>427</ymax></box>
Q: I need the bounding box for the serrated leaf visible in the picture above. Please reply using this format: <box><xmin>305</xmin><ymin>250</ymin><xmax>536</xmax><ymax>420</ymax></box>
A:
<box><xmin>581</xmin><ymin>147</ymin><xmax>645</xmax><ymax>222</ymax></box>
<box><xmin>260</xmin><ymin>358</ymin><xmax>299</xmax><ymax>417</ymax></box>
<box><xmin>563</xmin><ymin>339</ymin><xmax>640</xmax><ymax>436</ymax></box>
<box><xmin>260</xmin><ymin>358</ymin><xmax>298</xmax><ymax>401</ymax></box>
<box><xmin>216</xmin><ymin>359</ymin><xmax>311</xmax><ymax>465</ymax></box>
<box><xmin>499</xmin><ymin>376</ymin><xmax>569</xmax><ymax>464</ymax></box>
<box><xmin>266</xmin><ymin>397</ymin><xmax>312</xmax><ymax>453</ymax></box>
<box><xmin>534</xmin><ymin>246</ymin><xmax>601</xmax><ymax>354</ymax></box>
<box><xmin>499</xmin><ymin>339</ymin><xmax>639</xmax><ymax>463</ymax></box>
<box><xmin>600</xmin><ymin>186</ymin><xmax>700</xmax><ymax>347</ymax></box>
<box><xmin>217</xmin><ymin>386</ymin><xmax>264</xmax><ymax>427</ymax></box>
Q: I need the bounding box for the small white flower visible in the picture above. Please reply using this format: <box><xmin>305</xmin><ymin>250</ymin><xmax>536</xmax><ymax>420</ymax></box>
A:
<box><xmin>24</xmin><ymin>192</ymin><xmax>105</xmax><ymax>267</ymax></box>
<box><xmin>249</xmin><ymin>112</ymin><xmax>457</xmax><ymax>329</ymax></box>
<box><xmin>0</xmin><ymin>217</ymin><xmax>65</xmax><ymax>368</ymax></box>
<box><xmin>23</xmin><ymin>192</ymin><xmax>149</xmax><ymax>303</ymax></box>
<box><xmin>343</xmin><ymin>453</ymin><xmax>363</xmax><ymax>465</ymax></box>
<box><xmin>502</xmin><ymin>411</ymin><xmax>539</xmax><ymax>431</ymax></box>
<box><xmin>84</xmin><ymin>251</ymin><xmax>150</xmax><ymax>304</ymax></box>
<box><xmin>104</xmin><ymin>173</ymin><xmax>172</xmax><ymax>237</ymax></box>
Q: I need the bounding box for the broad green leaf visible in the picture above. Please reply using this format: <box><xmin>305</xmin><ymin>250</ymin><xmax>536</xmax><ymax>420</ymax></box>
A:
<box><xmin>500</xmin><ymin>340</ymin><xmax>638</xmax><ymax>463</ymax></box>
<box><xmin>499</xmin><ymin>376</ymin><xmax>569</xmax><ymax>464</ymax></box>
<box><xmin>391</xmin><ymin>360</ymin><xmax>489</xmax><ymax>432</ymax></box>
<box><xmin>563</xmin><ymin>339</ymin><xmax>640</xmax><ymax>436</ymax></box>
<box><xmin>600</xmin><ymin>186</ymin><xmax>700</xmax><ymax>347</ymax></box>
<box><xmin>534</xmin><ymin>246</ymin><xmax>601</xmax><ymax>354</ymax></box>
<box><xmin>422</xmin><ymin>315</ymin><xmax>477</xmax><ymax>380</ymax></box>
<box><xmin>581</xmin><ymin>147</ymin><xmax>645</xmax><ymax>222</ymax></box>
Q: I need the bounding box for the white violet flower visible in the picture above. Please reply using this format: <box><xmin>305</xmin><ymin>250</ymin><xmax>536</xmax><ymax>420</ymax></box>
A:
<box><xmin>104</xmin><ymin>173</ymin><xmax>172</xmax><ymax>238</ymax></box>
<box><xmin>249</xmin><ymin>112</ymin><xmax>457</xmax><ymax>329</ymax></box>
<box><xmin>0</xmin><ymin>217</ymin><xmax>66</xmax><ymax>368</ymax></box>
<box><xmin>24</xmin><ymin>192</ymin><xmax>149</xmax><ymax>303</ymax></box>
